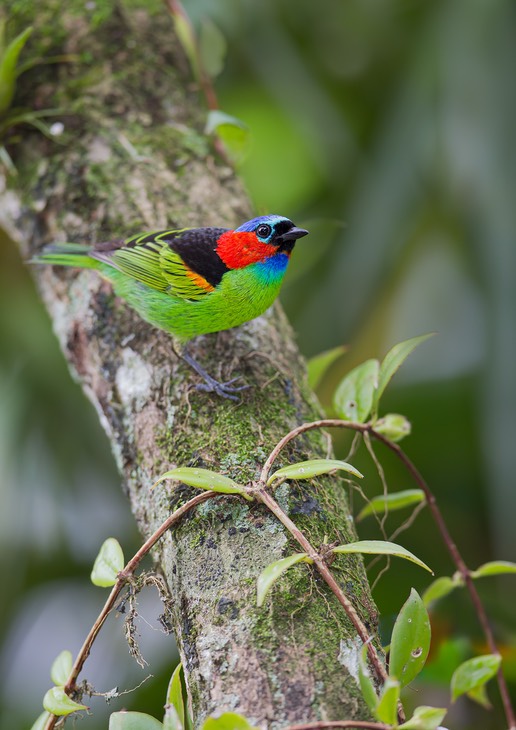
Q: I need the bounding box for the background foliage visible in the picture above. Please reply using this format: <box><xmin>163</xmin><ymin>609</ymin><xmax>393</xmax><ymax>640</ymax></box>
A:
<box><xmin>1</xmin><ymin>1</ymin><xmax>515</xmax><ymax>728</ymax></box>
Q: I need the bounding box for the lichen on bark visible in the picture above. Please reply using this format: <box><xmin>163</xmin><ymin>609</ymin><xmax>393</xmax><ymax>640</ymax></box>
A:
<box><xmin>2</xmin><ymin>2</ymin><xmax>383</xmax><ymax>727</ymax></box>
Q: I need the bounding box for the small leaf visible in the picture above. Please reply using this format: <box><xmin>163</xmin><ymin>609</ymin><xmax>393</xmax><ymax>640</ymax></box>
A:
<box><xmin>166</xmin><ymin>663</ymin><xmax>184</xmax><ymax>729</ymax></box>
<box><xmin>471</xmin><ymin>561</ymin><xmax>516</xmax><ymax>579</ymax></box>
<box><xmin>332</xmin><ymin>540</ymin><xmax>433</xmax><ymax>573</ymax></box>
<box><xmin>358</xmin><ymin>644</ymin><xmax>378</xmax><ymax>713</ymax></box>
<box><xmin>467</xmin><ymin>682</ymin><xmax>492</xmax><ymax>709</ymax></box>
<box><xmin>373</xmin><ymin>413</ymin><xmax>412</xmax><ymax>442</ymax></box>
<box><xmin>399</xmin><ymin>705</ymin><xmax>448</xmax><ymax>730</ymax></box>
<box><xmin>257</xmin><ymin>553</ymin><xmax>311</xmax><ymax>607</ymax></box>
<box><xmin>0</xmin><ymin>26</ymin><xmax>32</xmax><ymax>113</ymax></box>
<box><xmin>333</xmin><ymin>359</ymin><xmax>379</xmax><ymax>423</ymax></box>
<box><xmin>109</xmin><ymin>711</ymin><xmax>164</xmax><ymax>729</ymax></box>
<box><xmin>267</xmin><ymin>459</ymin><xmax>363</xmax><ymax>486</ymax></box>
<box><xmin>202</xmin><ymin>713</ymin><xmax>259</xmax><ymax>730</ymax></box>
<box><xmin>199</xmin><ymin>19</ymin><xmax>227</xmax><ymax>78</ymax></box>
<box><xmin>43</xmin><ymin>686</ymin><xmax>87</xmax><ymax>716</ymax></box>
<box><xmin>389</xmin><ymin>589</ymin><xmax>431</xmax><ymax>687</ymax></box>
<box><xmin>205</xmin><ymin>110</ymin><xmax>251</xmax><ymax>164</ymax></box>
<box><xmin>29</xmin><ymin>711</ymin><xmax>51</xmax><ymax>730</ymax></box>
<box><xmin>50</xmin><ymin>649</ymin><xmax>73</xmax><ymax>686</ymax></box>
<box><xmin>153</xmin><ymin>467</ymin><xmax>251</xmax><ymax>501</ymax></box>
<box><xmin>451</xmin><ymin>654</ymin><xmax>501</xmax><ymax>703</ymax></box>
<box><xmin>422</xmin><ymin>576</ymin><xmax>462</xmax><ymax>606</ymax></box>
<box><xmin>307</xmin><ymin>345</ymin><xmax>347</xmax><ymax>390</ymax></box>
<box><xmin>375</xmin><ymin>677</ymin><xmax>400</xmax><ymax>725</ymax></box>
<box><xmin>373</xmin><ymin>334</ymin><xmax>435</xmax><ymax>412</ymax></box>
<box><xmin>357</xmin><ymin>489</ymin><xmax>425</xmax><ymax>521</ymax></box>
<box><xmin>171</xmin><ymin>8</ymin><xmax>200</xmax><ymax>81</ymax></box>
<box><xmin>91</xmin><ymin>537</ymin><xmax>125</xmax><ymax>587</ymax></box>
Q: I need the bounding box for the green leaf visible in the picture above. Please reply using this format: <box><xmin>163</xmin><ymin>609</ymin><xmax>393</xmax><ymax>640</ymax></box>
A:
<box><xmin>373</xmin><ymin>413</ymin><xmax>412</xmax><ymax>442</ymax></box>
<box><xmin>422</xmin><ymin>576</ymin><xmax>462</xmax><ymax>606</ymax></box>
<box><xmin>205</xmin><ymin>110</ymin><xmax>251</xmax><ymax>164</ymax></box>
<box><xmin>29</xmin><ymin>711</ymin><xmax>51</xmax><ymax>730</ymax></box>
<box><xmin>451</xmin><ymin>653</ymin><xmax>501</xmax><ymax>703</ymax></box>
<box><xmin>257</xmin><ymin>553</ymin><xmax>311</xmax><ymax>607</ymax></box>
<box><xmin>171</xmin><ymin>9</ymin><xmax>200</xmax><ymax>81</ymax></box>
<box><xmin>357</xmin><ymin>489</ymin><xmax>425</xmax><ymax>520</ymax></box>
<box><xmin>307</xmin><ymin>345</ymin><xmax>347</xmax><ymax>390</ymax></box>
<box><xmin>267</xmin><ymin>459</ymin><xmax>363</xmax><ymax>486</ymax></box>
<box><xmin>43</xmin><ymin>686</ymin><xmax>87</xmax><ymax>716</ymax></box>
<box><xmin>50</xmin><ymin>649</ymin><xmax>73</xmax><ymax>686</ymax></box>
<box><xmin>358</xmin><ymin>644</ymin><xmax>378</xmax><ymax>713</ymax></box>
<box><xmin>467</xmin><ymin>682</ymin><xmax>492</xmax><ymax>709</ymax></box>
<box><xmin>374</xmin><ymin>677</ymin><xmax>400</xmax><ymax>725</ymax></box>
<box><xmin>332</xmin><ymin>540</ymin><xmax>433</xmax><ymax>573</ymax></box>
<box><xmin>91</xmin><ymin>537</ymin><xmax>125</xmax><ymax>587</ymax></box>
<box><xmin>153</xmin><ymin>467</ymin><xmax>251</xmax><ymax>501</ymax></box>
<box><xmin>471</xmin><ymin>560</ymin><xmax>516</xmax><ymax>579</ymax></box>
<box><xmin>202</xmin><ymin>713</ymin><xmax>259</xmax><ymax>730</ymax></box>
<box><xmin>199</xmin><ymin>19</ymin><xmax>227</xmax><ymax>78</ymax></box>
<box><xmin>373</xmin><ymin>334</ymin><xmax>435</xmax><ymax>412</ymax></box>
<box><xmin>0</xmin><ymin>26</ymin><xmax>32</xmax><ymax>114</ymax></box>
<box><xmin>399</xmin><ymin>705</ymin><xmax>448</xmax><ymax>730</ymax></box>
<box><xmin>389</xmin><ymin>589</ymin><xmax>431</xmax><ymax>687</ymax></box>
<box><xmin>333</xmin><ymin>359</ymin><xmax>379</xmax><ymax>422</ymax></box>
<box><xmin>166</xmin><ymin>663</ymin><xmax>184</xmax><ymax>729</ymax></box>
<box><xmin>109</xmin><ymin>711</ymin><xmax>164</xmax><ymax>729</ymax></box>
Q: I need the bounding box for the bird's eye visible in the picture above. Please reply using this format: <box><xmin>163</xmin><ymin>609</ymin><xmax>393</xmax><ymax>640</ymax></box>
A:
<box><xmin>256</xmin><ymin>224</ymin><xmax>272</xmax><ymax>239</ymax></box>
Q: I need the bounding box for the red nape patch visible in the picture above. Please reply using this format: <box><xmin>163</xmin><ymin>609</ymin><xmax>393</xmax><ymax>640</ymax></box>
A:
<box><xmin>216</xmin><ymin>231</ymin><xmax>277</xmax><ymax>269</ymax></box>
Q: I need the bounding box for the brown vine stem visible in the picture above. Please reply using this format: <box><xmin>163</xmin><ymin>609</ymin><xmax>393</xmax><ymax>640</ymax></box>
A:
<box><xmin>43</xmin><ymin>491</ymin><xmax>215</xmax><ymax>730</ymax></box>
<box><xmin>256</xmin><ymin>488</ymin><xmax>391</xmax><ymax>695</ymax></box>
<box><xmin>370</xmin><ymin>430</ymin><xmax>516</xmax><ymax>730</ymax></box>
<box><xmin>285</xmin><ymin>720</ymin><xmax>392</xmax><ymax>730</ymax></box>
<box><xmin>262</xmin><ymin>418</ymin><xmax>516</xmax><ymax>730</ymax></box>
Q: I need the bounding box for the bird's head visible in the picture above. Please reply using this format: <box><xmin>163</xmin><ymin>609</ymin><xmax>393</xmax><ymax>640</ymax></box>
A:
<box><xmin>216</xmin><ymin>215</ymin><xmax>309</xmax><ymax>270</ymax></box>
<box><xmin>235</xmin><ymin>215</ymin><xmax>309</xmax><ymax>253</ymax></box>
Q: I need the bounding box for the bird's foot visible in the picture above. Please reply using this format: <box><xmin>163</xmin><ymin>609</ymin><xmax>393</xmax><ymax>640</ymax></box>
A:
<box><xmin>196</xmin><ymin>375</ymin><xmax>250</xmax><ymax>401</ymax></box>
<box><xmin>178</xmin><ymin>348</ymin><xmax>250</xmax><ymax>401</ymax></box>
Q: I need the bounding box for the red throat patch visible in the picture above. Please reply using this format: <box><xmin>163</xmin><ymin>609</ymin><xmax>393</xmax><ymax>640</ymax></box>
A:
<box><xmin>216</xmin><ymin>231</ymin><xmax>280</xmax><ymax>269</ymax></box>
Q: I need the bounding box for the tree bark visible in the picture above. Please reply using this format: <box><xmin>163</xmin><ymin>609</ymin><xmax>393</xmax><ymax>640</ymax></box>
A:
<box><xmin>2</xmin><ymin>3</ymin><xmax>382</xmax><ymax>727</ymax></box>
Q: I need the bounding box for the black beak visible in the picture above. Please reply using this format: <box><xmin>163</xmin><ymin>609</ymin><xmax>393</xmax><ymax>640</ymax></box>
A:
<box><xmin>282</xmin><ymin>226</ymin><xmax>309</xmax><ymax>241</ymax></box>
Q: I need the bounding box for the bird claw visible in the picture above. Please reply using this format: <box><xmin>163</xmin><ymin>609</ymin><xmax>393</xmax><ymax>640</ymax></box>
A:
<box><xmin>196</xmin><ymin>376</ymin><xmax>250</xmax><ymax>401</ymax></box>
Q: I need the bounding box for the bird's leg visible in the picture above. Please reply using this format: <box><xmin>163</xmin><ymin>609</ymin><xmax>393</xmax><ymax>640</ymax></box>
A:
<box><xmin>172</xmin><ymin>343</ymin><xmax>250</xmax><ymax>401</ymax></box>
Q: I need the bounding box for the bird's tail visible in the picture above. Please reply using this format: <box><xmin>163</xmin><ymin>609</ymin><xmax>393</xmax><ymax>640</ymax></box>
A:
<box><xmin>31</xmin><ymin>243</ymin><xmax>100</xmax><ymax>269</ymax></box>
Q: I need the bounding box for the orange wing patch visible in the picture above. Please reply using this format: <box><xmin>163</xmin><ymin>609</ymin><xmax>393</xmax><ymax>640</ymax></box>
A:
<box><xmin>185</xmin><ymin>267</ymin><xmax>215</xmax><ymax>292</ymax></box>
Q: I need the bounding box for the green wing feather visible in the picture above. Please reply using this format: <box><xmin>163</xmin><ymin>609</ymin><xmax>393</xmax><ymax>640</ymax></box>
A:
<box><xmin>95</xmin><ymin>230</ymin><xmax>212</xmax><ymax>301</ymax></box>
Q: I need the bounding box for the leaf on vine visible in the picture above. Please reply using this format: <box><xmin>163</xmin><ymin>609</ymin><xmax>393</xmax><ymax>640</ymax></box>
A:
<box><xmin>373</xmin><ymin>413</ymin><xmax>412</xmax><ymax>442</ymax></box>
<box><xmin>257</xmin><ymin>553</ymin><xmax>311</xmax><ymax>607</ymax></box>
<box><xmin>389</xmin><ymin>589</ymin><xmax>431</xmax><ymax>687</ymax></box>
<box><xmin>422</xmin><ymin>576</ymin><xmax>462</xmax><ymax>606</ymax></box>
<box><xmin>358</xmin><ymin>644</ymin><xmax>378</xmax><ymax>712</ymax></box>
<box><xmin>399</xmin><ymin>705</ymin><xmax>448</xmax><ymax>730</ymax></box>
<box><xmin>109</xmin><ymin>711</ymin><xmax>164</xmax><ymax>729</ymax></box>
<box><xmin>201</xmin><ymin>712</ymin><xmax>259</xmax><ymax>730</ymax></box>
<box><xmin>29</xmin><ymin>711</ymin><xmax>51</xmax><ymax>730</ymax></box>
<box><xmin>373</xmin><ymin>334</ymin><xmax>435</xmax><ymax>412</ymax></box>
<box><xmin>374</xmin><ymin>677</ymin><xmax>400</xmax><ymax>725</ymax></box>
<box><xmin>357</xmin><ymin>489</ymin><xmax>425</xmax><ymax>520</ymax></box>
<box><xmin>91</xmin><ymin>537</ymin><xmax>125</xmax><ymax>587</ymax></box>
<box><xmin>333</xmin><ymin>358</ymin><xmax>379</xmax><ymax>422</ymax></box>
<box><xmin>50</xmin><ymin>649</ymin><xmax>73</xmax><ymax>686</ymax></box>
<box><xmin>43</xmin><ymin>686</ymin><xmax>87</xmax><ymax>716</ymax></box>
<box><xmin>451</xmin><ymin>654</ymin><xmax>501</xmax><ymax>703</ymax></box>
<box><xmin>332</xmin><ymin>540</ymin><xmax>433</xmax><ymax>573</ymax></box>
<box><xmin>199</xmin><ymin>19</ymin><xmax>227</xmax><ymax>78</ymax></box>
<box><xmin>205</xmin><ymin>110</ymin><xmax>251</xmax><ymax>164</ymax></box>
<box><xmin>153</xmin><ymin>467</ymin><xmax>251</xmax><ymax>501</ymax></box>
<box><xmin>471</xmin><ymin>560</ymin><xmax>516</xmax><ymax>579</ymax></box>
<box><xmin>307</xmin><ymin>345</ymin><xmax>347</xmax><ymax>390</ymax></box>
<box><xmin>165</xmin><ymin>663</ymin><xmax>185</xmax><ymax>729</ymax></box>
<box><xmin>266</xmin><ymin>459</ymin><xmax>363</xmax><ymax>486</ymax></box>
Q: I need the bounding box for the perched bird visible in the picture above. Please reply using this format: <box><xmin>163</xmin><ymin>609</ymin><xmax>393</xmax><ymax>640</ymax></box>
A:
<box><xmin>33</xmin><ymin>215</ymin><xmax>309</xmax><ymax>399</ymax></box>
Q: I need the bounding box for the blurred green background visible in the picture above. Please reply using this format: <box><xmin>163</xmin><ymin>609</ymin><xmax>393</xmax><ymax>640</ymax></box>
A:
<box><xmin>1</xmin><ymin>0</ymin><xmax>516</xmax><ymax>727</ymax></box>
